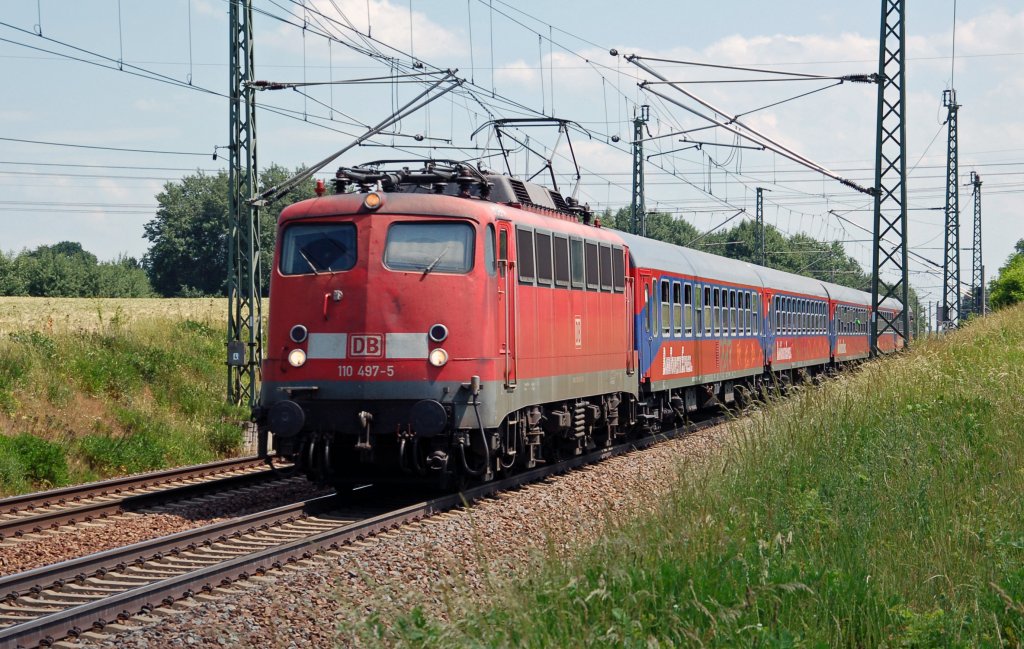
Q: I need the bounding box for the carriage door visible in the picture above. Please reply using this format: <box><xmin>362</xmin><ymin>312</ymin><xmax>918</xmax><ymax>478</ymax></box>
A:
<box><xmin>763</xmin><ymin>290</ymin><xmax>774</xmax><ymax>368</ymax></box>
<box><xmin>638</xmin><ymin>270</ymin><xmax>656</xmax><ymax>380</ymax></box>
<box><xmin>496</xmin><ymin>221</ymin><xmax>517</xmax><ymax>388</ymax></box>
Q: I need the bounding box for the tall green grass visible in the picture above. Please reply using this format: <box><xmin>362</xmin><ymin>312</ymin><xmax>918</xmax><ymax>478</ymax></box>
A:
<box><xmin>383</xmin><ymin>306</ymin><xmax>1024</xmax><ymax>647</ymax></box>
<box><xmin>0</xmin><ymin>309</ymin><xmax>247</xmax><ymax>495</ymax></box>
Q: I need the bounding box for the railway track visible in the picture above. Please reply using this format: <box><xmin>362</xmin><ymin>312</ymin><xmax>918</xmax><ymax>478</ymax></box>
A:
<box><xmin>0</xmin><ymin>457</ymin><xmax>285</xmax><ymax>542</ymax></box>
<box><xmin>0</xmin><ymin>414</ymin><xmax>726</xmax><ymax>648</ymax></box>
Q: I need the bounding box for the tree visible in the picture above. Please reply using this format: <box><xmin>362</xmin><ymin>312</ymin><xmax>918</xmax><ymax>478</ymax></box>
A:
<box><xmin>989</xmin><ymin>241</ymin><xmax>1024</xmax><ymax>309</ymax></box>
<box><xmin>143</xmin><ymin>165</ymin><xmax>316</xmax><ymax>297</ymax></box>
<box><xmin>0</xmin><ymin>244</ymin><xmax>152</xmax><ymax>297</ymax></box>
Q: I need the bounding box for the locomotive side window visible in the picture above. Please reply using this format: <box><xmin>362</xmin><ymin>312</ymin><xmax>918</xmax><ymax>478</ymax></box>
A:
<box><xmin>516</xmin><ymin>227</ymin><xmax>535</xmax><ymax>284</ymax></box>
<box><xmin>570</xmin><ymin>238</ymin><xmax>585</xmax><ymax>289</ymax></box>
<box><xmin>612</xmin><ymin>246</ymin><xmax>625</xmax><ymax>292</ymax></box>
<box><xmin>684</xmin><ymin>283</ymin><xmax>693</xmax><ymax>336</ymax></box>
<box><xmin>599</xmin><ymin>244</ymin><xmax>613</xmax><ymax>292</ymax></box>
<box><xmin>553</xmin><ymin>235</ymin><xmax>570</xmax><ymax>288</ymax></box>
<box><xmin>584</xmin><ymin>242</ymin><xmax>600</xmax><ymax>291</ymax></box>
<box><xmin>672</xmin><ymin>282</ymin><xmax>682</xmax><ymax>336</ymax></box>
<box><xmin>384</xmin><ymin>222</ymin><xmax>475</xmax><ymax>274</ymax></box>
<box><xmin>486</xmin><ymin>225</ymin><xmax>496</xmax><ymax>277</ymax></box>
<box><xmin>280</xmin><ymin>222</ymin><xmax>357</xmax><ymax>275</ymax></box>
<box><xmin>661</xmin><ymin>280</ymin><xmax>671</xmax><ymax>337</ymax></box>
<box><xmin>535</xmin><ymin>231</ymin><xmax>553</xmax><ymax>286</ymax></box>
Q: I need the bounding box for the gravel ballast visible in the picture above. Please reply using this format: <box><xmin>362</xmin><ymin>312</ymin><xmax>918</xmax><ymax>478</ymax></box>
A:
<box><xmin>95</xmin><ymin>426</ymin><xmax>730</xmax><ymax>648</ymax></box>
<box><xmin>0</xmin><ymin>477</ymin><xmax>328</xmax><ymax>576</ymax></box>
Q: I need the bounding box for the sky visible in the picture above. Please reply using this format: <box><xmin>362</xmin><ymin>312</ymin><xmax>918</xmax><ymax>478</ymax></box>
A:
<box><xmin>1</xmin><ymin>0</ymin><xmax>1022</xmax><ymax>312</ymax></box>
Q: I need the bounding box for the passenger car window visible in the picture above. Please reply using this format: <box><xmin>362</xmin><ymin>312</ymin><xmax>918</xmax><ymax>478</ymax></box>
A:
<box><xmin>280</xmin><ymin>222</ymin><xmax>357</xmax><ymax>275</ymax></box>
<box><xmin>661</xmin><ymin>280</ymin><xmax>671</xmax><ymax>336</ymax></box>
<box><xmin>672</xmin><ymin>282</ymin><xmax>682</xmax><ymax>336</ymax></box>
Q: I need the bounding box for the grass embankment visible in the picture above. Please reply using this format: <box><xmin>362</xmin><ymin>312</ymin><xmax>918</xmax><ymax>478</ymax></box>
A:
<box><xmin>0</xmin><ymin>298</ymin><xmax>247</xmax><ymax>496</ymax></box>
<box><xmin>389</xmin><ymin>307</ymin><xmax>1024</xmax><ymax>647</ymax></box>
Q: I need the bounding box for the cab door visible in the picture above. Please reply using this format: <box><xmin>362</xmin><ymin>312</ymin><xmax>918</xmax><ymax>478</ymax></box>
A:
<box><xmin>496</xmin><ymin>221</ymin><xmax>517</xmax><ymax>388</ymax></box>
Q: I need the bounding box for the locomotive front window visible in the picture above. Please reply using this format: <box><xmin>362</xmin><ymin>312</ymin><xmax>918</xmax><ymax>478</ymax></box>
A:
<box><xmin>384</xmin><ymin>222</ymin><xmax>475</xmax><ymax>274</ymax></box>
<box><xmin>280</xmin><ymin>222</ymin><xmax>357</xmax><ymax>275</ymax></box>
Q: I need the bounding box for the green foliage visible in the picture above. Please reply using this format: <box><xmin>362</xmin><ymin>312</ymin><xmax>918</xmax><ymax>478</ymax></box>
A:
<box><xmin>0</xmin><ymin>306</ymin><xmax>248</xmax><ymax>495</ymax></box>
<box><xmin>989</xmin><ymin>241</ymin><xmax>1024</xmax><ymax>309</ymax></box>
<box><xmin>0</xmin><ymin>434</ymin><xmax>69</xmax><ymax>488</ymax></box>
<box><xmin>79</xmin><ymin>430</ymin><xmax>167</xmax><ymax>474</ymax></box>
<box><xmin>382</xmin><ymin>307</ymin><xmax>1024</xmax><ymax>647</ymax></box>
<box><xmin>142</xmin><ymin>164</ymin><xmax>316</xmax><ymax>297</ymax></box>
<box><xmin>0</xmin><ymin>244</ymin><xmax>152</xmax><ymax>298</ymax></box>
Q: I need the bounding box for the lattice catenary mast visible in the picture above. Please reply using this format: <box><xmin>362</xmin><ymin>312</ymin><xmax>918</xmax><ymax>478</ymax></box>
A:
<box><xmin>227</xmin><ymin>0</ymin><xmax>262</xmax><ymax>413</ymax></box>
<box><xmin>755</xmin><ymin>187</ymin><xmax>766</xmax><ymax>266</ymax></box>
<box><xmin>970</xmin><ymin>170</ymin><xmax>983</xmax><ymax>315</ymax></box>
<box><xmin>941</xmin><ymin>88</ymin><xmax>961</xmax><ymax>329</ymax></box>
<box><xmin>630</xmin><ymin>105</ymin><xmax>649</xmax><ymax>236</ymax></box>
<box><xmin>871</xmin><ymin>0</ymin><xmax>911</xmax><ymax>354</ymax></box>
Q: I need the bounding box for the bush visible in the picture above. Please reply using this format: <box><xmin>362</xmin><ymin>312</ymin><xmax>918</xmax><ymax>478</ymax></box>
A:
<box><xmin>79</xmin><ymin>431</ymin><xmax>166</xmax><ymax>474</ymax></box>
<box><xmin>0</xmin><ymin>433</ymin><xmax>69</xmax><ymax>487</ymax></box>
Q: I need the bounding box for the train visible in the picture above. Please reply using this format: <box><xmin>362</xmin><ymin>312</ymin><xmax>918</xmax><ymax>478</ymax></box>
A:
<box><xmin>254</xmin><ymin>161</ymin><xmax>904</xmax><ymax>488</ymax></box>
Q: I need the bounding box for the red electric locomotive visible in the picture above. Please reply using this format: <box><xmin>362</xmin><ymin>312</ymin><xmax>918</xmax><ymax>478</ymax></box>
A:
<box><xmin>257</xmin><ymin>162</ymin><xmax>634</xmax><ymax>488</ymax></box>
<box><xmin>255</xmin><ymin>161</ymin><xmax>904</xmax><ymax>488</ymax></box>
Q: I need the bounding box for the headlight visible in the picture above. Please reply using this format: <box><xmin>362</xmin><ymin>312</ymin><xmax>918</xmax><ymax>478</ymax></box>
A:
<box><xmin>428</xmin><ymin>348</ymin><xmax>449</xmax><ymax>367</ymax></box>
<box><xmin>290</xmin><ymin>324</ymin><xmax>308</xmax><ymax>343</ymax></box>
<box><xmin>363</xmin><ymin>192</ymin><xmax>383</xmax><ymax>210</ymax></box>
<box><xmin>428</xmin><ymin>323</ymin><xmax>448</xmax><ymax>342</ymax></box>
<box><xmin>288</xmin><ymin>348</ymin><xmax>307</xmax><ymax>367</ymax></box>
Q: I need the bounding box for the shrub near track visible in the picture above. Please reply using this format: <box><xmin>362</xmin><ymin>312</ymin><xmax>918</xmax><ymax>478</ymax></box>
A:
<box><xmin>387</xmin><ymin>306</ymin><xmax>1024</xmax><ymax>647</ymax></box>
<box><xmin>0</xmin><ymin>298</ymin><xmax>248</xmax><ymax>495</ymax></box>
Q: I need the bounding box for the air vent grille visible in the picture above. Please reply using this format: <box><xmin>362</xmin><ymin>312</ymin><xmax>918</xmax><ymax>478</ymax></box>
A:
<box><xmin>548</xmin><ymin>190</ymin><xmax>569</xmax><ymax>211</ymax></box>
<box><xmin>507</xmin><ymin>178</ymin><xmax>532</xmax><ymax>204</ymax></box>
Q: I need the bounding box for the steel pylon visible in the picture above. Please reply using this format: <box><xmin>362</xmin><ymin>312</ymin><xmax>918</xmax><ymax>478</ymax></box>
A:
<box><xmin>227</xmin><ymin>0</ymin><xmax>261</xmax><ymax>409</ymax></box>
<box><xmin>870</xmin><ymin>0</ymin><xmax>911</xmax><ymax>354</ymax></box>
<box><xmin>941</xmin><ymin>89</ymin><xmax>961</xmax><ymax>330</ymax></box>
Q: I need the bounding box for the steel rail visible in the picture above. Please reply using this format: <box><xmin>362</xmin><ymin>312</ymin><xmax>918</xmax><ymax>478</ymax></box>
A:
<box><xmin>0</xmin><ymin>457</ymin><xmax>269</xmax><ymax>513</ymax></box>
<box><xmin>0</xmin><ymin>494</ymin><xmax>334</xmax><ymax>600</ymax></box>
<box><xmin>0</xmin><ymin>414</ymin><xmax>726</xmax><ymax>648</ymax></box>
<box><xmin>0</xmin><ymin>460</ymin><xmax>290</xmax><ymax>541</ymax></box>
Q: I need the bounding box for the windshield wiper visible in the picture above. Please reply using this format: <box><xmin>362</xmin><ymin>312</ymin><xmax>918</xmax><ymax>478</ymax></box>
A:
<box><xmin>298</xmin><ymin>247</ymin><xmax>321</xmax><ymax>275</ymax></box>
<box><xmin>421</xmin><ymin>245</ymin><xmax>451</xmax><ymax>277</ymax></box>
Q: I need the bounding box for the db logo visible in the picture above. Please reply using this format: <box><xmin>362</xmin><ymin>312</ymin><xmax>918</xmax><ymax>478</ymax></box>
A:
<box><xmin>349</xmin><ymin>334</ymin><xmax>383</xmax><ymax>357</ymax></box>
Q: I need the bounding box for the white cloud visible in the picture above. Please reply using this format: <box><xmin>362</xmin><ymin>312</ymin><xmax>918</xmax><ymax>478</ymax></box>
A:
<box><xmin>495</xmin><ymin>59</ymin><xmax>539</xmax><ymax>86</ymax></box>
<box><xmin>263</xmin><ymin>0</ymin><xmax>464</xmax><ymax>64</ymax></box>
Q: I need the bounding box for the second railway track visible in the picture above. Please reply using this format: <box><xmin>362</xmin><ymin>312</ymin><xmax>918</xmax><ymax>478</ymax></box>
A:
<box><xmin>0</xmin><ymin>457</ymin><xmax>287</xmax><ymax>542</ymax></box>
